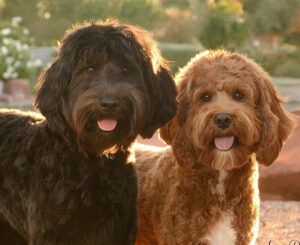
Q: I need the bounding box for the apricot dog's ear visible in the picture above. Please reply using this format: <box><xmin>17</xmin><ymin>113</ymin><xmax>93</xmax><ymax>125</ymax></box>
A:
<box><xmin>255</xmin><ymin>70</ymin><xmax>296</xmax><ymax>166</ymax></box>
<box><xmin>160</xmin><ymin>77</ymin><xmax>198</xmax><ymax>168</ymax></box>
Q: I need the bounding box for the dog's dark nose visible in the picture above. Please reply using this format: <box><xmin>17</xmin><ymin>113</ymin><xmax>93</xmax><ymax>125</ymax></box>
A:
<box><xmin>214</xmin><ymin>113</ymin><xmax>232</xmax><ymax>129</ymax></box>
<box><xmin>100</xmin><ymin>96</ymin><xmax>118</xmax><ymax>111</ymax></box>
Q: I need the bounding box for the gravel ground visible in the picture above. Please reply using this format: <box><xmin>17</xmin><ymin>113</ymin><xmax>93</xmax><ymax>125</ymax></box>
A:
<box><xmin>257</xmin><ymin>201</ymin><xmax>300</xmax><ymax>245</ymax></box>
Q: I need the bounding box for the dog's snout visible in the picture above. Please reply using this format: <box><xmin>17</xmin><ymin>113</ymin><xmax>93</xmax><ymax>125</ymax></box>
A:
<box><xmin>214</xmin><ymin>113</ymin><xmax>232</xmax><ymax>129</ymax></box>
<box><xmin>100</xmin><ymin>96</ymin><xmax>119</xmax><ymax>111</ymax></box>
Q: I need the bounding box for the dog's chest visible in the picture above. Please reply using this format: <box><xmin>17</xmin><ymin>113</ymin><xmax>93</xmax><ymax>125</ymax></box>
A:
<box><xmin>201</xmin><ymin>170</ymin><xmax>237</xmax><ymax>245</ymax></box>
<box><xmin>201</xmin><ymin>211</ymin><xmax>236</xmax><ymax>245</ymax></box>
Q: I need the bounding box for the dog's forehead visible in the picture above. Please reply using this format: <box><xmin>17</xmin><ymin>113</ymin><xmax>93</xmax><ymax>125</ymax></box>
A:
<box><xmin>190</xmin><ymin>71</ymin><xmax>228</xmax><ymax>90</ymax></box>
<box><xmin>190</xmin><ymin>70</ymin><xmax>256</xmax><ymax>97</ymax></box>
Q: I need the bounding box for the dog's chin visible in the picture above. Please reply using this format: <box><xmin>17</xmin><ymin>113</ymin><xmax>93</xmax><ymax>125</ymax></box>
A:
<box><xmin>77</xmin><ymin>116</ymin><xmax>138</xmax><ymax>157</ymax></box>
<box><xmin>199</xmin><ymin>136</ymin><xmax>253</xmax><ymax>170</ymax></box>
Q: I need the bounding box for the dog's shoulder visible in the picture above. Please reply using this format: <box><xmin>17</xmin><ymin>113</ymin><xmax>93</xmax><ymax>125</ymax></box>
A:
<box><xmin>0</xmin><ymin>109</ymin><xmax>46</xmax><ymax>149</ymax></box>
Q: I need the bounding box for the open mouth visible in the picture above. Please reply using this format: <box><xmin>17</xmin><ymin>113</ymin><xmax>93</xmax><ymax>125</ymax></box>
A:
<box><xmin>97</xmin><ymin>119</ymin><xmax>118</xmax><ymax>132</ymax></box>
<box><xmin>214</xmin><ymin>136</ymin><xmax>235</xmax><ymax>151</ymax></box>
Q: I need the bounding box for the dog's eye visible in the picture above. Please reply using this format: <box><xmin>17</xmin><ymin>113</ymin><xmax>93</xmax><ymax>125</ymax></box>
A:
<box><xmin>234</xmin><ymin>91</ymin><xmax>244</xmax><ymax>100</ymax></box>
<box><xmin>122</xmin><ymin>66</ymin><xmax>130</xmax><ymax>75</ymax></box>
<box><xmin>201</xmin><ymin>93</ymin><xmax>211</xmax><ymax>102</ymax></box>
<box><xmin>86</xmin><ymin>67</ymin><xmax>96</xmax><ymax>75</ymax></box>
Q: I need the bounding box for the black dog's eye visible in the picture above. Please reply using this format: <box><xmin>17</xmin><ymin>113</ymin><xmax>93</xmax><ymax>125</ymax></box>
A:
<box><xmin>201</xmin><ymin>93</ymin><xmax>211</xmax><ymax>102</ymax></box>
<box><xmin>122</xmin><ymin>66</ymin><xmax>130</xmax><ymax>75</ymax></box>
<box><xmin>234</xmin><ymin>91</ymin><xmax>244</xmax><ymax>100</ymax></box>
<box><xmin>86</xmin><ymin>67</ymin><xmax>96</xmax><ymax>75</ymax></box>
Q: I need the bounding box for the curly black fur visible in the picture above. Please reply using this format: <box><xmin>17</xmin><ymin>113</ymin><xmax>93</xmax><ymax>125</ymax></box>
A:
<box><xmin>0</xmin><ymin>20</ymin><xmax>177</xmax><ymax>245</ymax></box>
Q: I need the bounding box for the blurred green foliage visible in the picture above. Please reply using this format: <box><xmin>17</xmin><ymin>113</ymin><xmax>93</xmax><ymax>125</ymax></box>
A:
<box><xmin>240</xmin><ymin>0</ymin><xmax>299</xmax><ymax>36</ymax></box>
<box><xmin>159</xmin><ymin>43</ymin><xmax>203</xmax><ymax>73</ymax></box>
<box><xmin>197</xmin><ymin>0</ymin><xmax>248</xmax><ymax>50</ymax></box>
<box><xmin>1</xmin><ymin>0</ymin><xmax>299</xmax><ymax>48</ymax></box>
<box><xmin>0</xmin><ymin>17</ymin><xmax>41</xmax><ymax>82</ymax></box>
<box><xmin>161</xmin><ymin>42</ymin><xmax>300</xmax><ymax>78</ymax></box>
<box><xmin>255</xmin><ymin>49</ymin><xmax>300</xmax><ymax>78</ymax></box>
<box><xmin>1</xmin><ymin>0</ymin><xmax>162</xmax><ymax>45</ymax></box>
<box><xmin>0</xmin><ymin>0</ymin><xmax>299</xmax><ymax>77</ymax></box>
<box><xmin>284</xmin><ymin>33</ymin><xmax>300</xmax><ymax>47</ymax></box>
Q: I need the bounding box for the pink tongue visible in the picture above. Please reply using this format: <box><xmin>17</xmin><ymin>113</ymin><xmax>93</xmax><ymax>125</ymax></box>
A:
<box><xmin>97</xmin><ymin>119</ymin><xmax>117</xmax><ymax>131</ymax></box>
<box><xmin>214</xmin><ymin>136</ymin><xmax>234</xmax><ymax>151</ymax></box>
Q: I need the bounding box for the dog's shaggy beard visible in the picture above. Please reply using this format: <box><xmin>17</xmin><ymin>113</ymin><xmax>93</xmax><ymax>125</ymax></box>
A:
<box><xmin>64</xmin><ymin>83</ymin><xmax>147</xmax><ymax>157</ymax></box>
<box><xmin>188</xmin><ymin>107</ymin><xmax>261</xmax><ymax>169</ymax></box>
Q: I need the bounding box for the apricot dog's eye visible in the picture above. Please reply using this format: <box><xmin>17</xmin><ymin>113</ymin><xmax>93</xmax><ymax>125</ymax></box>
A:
<box><xmin>201</xmin><ymin>93</ymin><xmax>211</xmax><ymax>102</ymax></box>
<box><xmin>86</xmin><ymin>67</ymin><xmax>96</xmax><ymax>74</ymax></box>
<box><xmin>234</xmin><ymin>91</ymin><xmax>244</xmax><ymax>100</ymax></box>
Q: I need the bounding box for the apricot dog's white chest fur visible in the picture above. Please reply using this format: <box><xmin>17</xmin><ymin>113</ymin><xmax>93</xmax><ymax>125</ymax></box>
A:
<box><xmin>202</xmin><ymin>211</ymin><xmax>236</xmax><ymax>245</ymax></box>
<box><xmin>200</xmin><ymin>170</ymin><xmax>237</xmax><ymax>245</ymax></box>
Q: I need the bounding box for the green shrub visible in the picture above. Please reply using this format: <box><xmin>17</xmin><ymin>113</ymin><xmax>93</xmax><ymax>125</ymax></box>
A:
<box><xmin>256</xmin><ymin>49</ymin><xmax>300</xmax><ymax>78</ymax></box>
<box><xmin>284</xmin><ymin>32</ymin><xmax>300</xmax><ymax>47</ymax></box>
<box><xmin>0</xmin><ymin>17</ymin><xmax>42</xmax><ymax>83</ymax></box>
<box><xmin>159</xmin><ymin>42</ymin><xmax>300</xmax><ymax>77</ymax></box>
<box><xmin>197</xmin><ymin>0</ymin><xmax>248</xmax><ymax>50</ymax></box>
<box><xmin>159</xmin><ymin>42</ymin><xmax>203</xmax><ymax>74</ymax></box>
<box><xmin>154</xmin><ymin>8</ymin><xmax>197</xmax><ymax>44</ymax></box>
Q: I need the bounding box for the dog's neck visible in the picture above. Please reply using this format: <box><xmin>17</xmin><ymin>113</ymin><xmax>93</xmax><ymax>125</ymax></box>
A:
<box><xmin>178</xmin><ymin>155</ymin><xmax>257</xmax><ymax>196</ymax></box>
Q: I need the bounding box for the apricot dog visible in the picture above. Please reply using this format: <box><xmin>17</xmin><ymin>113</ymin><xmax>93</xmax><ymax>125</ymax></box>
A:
<box><xmin>134</xmin><ymin>50</ymin><xmax>296</xmax><ymax>245</ymax></box>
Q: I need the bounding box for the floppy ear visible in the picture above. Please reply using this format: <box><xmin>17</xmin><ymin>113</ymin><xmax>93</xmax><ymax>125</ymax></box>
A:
<box><xmin>159</xmin><ymin>78</ymin><xmax>198</xmax><ymax>168</ymax></box>
<box><xmin>160</xmin><ymin>106</ymin><xmax>198</xmax><ymax>168</ymax></box>
<box><xmin>255</xmin><ymin>72</ymin><xmax>296</xmax><ymax>166</ymax></box>
<box><xmin>139</xmin><ymin>60</ymin><xmax>177</xmax><ymax>138</ymax></box>
<box><xmin>34</xmin><ymin>57</ymin><xmax>72</xmax><ymax>138</ymax></box>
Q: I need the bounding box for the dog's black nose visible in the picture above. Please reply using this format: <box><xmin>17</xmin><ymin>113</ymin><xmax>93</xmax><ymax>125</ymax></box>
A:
<box><xmin>214</xmin><ymin>113</ymin><xmax>232</xmax><ymax>129</ymax></box>
<box><xmin>100</xmin><ymin>96</ymin><xmax>118</xmax><ymax>111</ymax></box>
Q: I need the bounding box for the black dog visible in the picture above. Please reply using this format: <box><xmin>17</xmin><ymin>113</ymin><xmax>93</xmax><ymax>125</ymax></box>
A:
<box><xmin>0</xmin><ymin>20</ymin><xmax>177</xmax><ymax>245</ymax></box>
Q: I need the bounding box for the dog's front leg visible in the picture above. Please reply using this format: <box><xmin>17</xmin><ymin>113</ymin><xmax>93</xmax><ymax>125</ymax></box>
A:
<box><xmin>124</xmin><ymin>206</ymin><xmax>138</xmax><ymax>245</ymax></box>
<box><xmin>123</xmin><ymin>172</ymin><xmax>138</xmax><ymax>245</ymax></box>
<box><xmin>0</xmin><ymin>219</ymin><xmax>27</xmax><ymax>245</ymax></box>
<box><xmin>232</xmin><ymin>200</ymin><xmax>259</xmax><ymax>245</ymax></box>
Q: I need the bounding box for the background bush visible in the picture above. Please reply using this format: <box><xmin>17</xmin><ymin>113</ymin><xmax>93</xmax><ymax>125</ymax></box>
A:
<box><xmin>1</xmin><ymin>0</ymin><xmax>299</xmax><ymax>77</ymax></box>
<box><xmin>0</xmin><ymin>17</ymin><xmax>41</xmax><ymax>82</ymax></box>
<box><xmin>159</xmin><ymin>43</ymin><xmax>203</xmax><ymax>74</ymax></box>
<box><xmin>160</xmin><ymin>43</ymin><xmax>300</xmax><ymax>77</ymax></box>
<box><xmin>197</xmin><ymin>0</ymin><xmax>248</xmax><ymax>50</ymax></box>
<box><xmin>255</xmin><ymin>49</ymin><xmax>300</xmax><ymax>78</ymax></box>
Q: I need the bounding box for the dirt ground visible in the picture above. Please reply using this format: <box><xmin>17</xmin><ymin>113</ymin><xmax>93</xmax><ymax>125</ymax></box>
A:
<box><xmin>257</xmin><ymin>201</ymin><xmax>300</xmax><ymax>245</ymax></box>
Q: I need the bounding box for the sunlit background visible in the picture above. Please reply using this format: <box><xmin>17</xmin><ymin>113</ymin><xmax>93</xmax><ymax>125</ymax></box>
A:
<box><xmin>0</xmin><ymin>0</ymin><xmax>299</xmax><ymax>244</ymax></box>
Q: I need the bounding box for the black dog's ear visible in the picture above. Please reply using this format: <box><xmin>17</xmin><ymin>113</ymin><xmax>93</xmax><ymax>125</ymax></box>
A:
<box><xmin>34</xmin><ymin>57</ymin><xmax>72</xmax><ymax>137</ymax></box>
<box><xmin>139</xmin><ymin>61</ymin><xmax>177</xmax><ymax>138</ymax></box>
<box><xmin>119</xmin><ymin>24</ymin><xmax>177</xmax><ymax>138</ymax></box>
